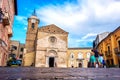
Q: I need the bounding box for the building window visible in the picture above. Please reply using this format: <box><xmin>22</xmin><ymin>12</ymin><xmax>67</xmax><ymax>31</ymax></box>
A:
<box><xmin>70</xmin><ymin>53</ymin><xmax>74</xmax><ymax>60</ymax></box>
<box><xmin>71</xmin><ymin>55</ymin><xmax>74</xmax><ymax>58</ymax></box>
<box><xmin>49</xmin><ymin>36</ymin><xmax>57</xmax><ymax>43</ymax></box>
<box><xmin>31</xmin><ymin>23</ymin><xmax>34</xmax><ymax>29</ymax></box>
<box><xmin>20</xmin><ymin>48</ymin><xmax>24</xmax><ymax>52</ymax></box>
<box><xmin>10</xmin><ymin>45</ymin><xmax>17</xmax><ymax>51</ymax></box>
<box><xmin>108</xmin><ymin>46</ymin><xmax>110</xmax><ymax>54</ymax></box>
<box><xmin>78</xmin><ymin>53</ymin><xmax>83</xmax><ymax>59</ymax></box>
<box><xmin>118</xmin><ymin>40</ymin><xmax>120</xmax><ymax>50</ymax></box>
<box><xmin>87</xmin><ymin>52</ymin><xmax>91</xmax><ymax>58</ymax></box>
<box><xmin>19</xmin><ymin>54</ymin><xmax>23</xmax><ymax>58</ymax></box>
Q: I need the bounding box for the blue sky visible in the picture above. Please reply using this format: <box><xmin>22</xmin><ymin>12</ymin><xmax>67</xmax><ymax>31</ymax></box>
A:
<box><xmin>12</xmin><ymin>0</ymin><xmax>120</xmax><ymax>47</ymax></box>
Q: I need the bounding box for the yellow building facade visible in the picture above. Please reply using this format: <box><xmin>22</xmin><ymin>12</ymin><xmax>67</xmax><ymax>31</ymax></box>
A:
<box><xmin>23</xmin><ymin>13</ymin><xmax>92</xmax><ymax>68</ymax></box>
<box><xmin>67</xmin><ymin>48</ymin><xmax>91</xmax><ymax>68</ymax></box>
<box><xmin>97</xmin><ymin>27</ymin><xmax>120</xmax><ymax>67</ymax></box>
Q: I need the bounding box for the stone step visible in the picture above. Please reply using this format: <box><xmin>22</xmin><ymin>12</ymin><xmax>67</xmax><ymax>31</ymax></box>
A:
<box><xmin>0</xmin><ymin>67</ymin><xmax>120</xmax><ymax>80</ymax></box>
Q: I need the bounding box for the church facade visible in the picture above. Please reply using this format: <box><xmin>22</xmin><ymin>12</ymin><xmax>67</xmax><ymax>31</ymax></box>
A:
<box><xmin>23</xmin><ymin>14</ymin><xmax>92</xmax><ymax>68</ymax></box>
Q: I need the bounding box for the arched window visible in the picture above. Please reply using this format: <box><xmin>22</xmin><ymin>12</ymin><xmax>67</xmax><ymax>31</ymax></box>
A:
<box><xmin>70</xmin><ymin>53</ymin><xmax>74</xmax><ymax>60</ymax></box>
<box><xmin>87</xmin><ymin>52</ymin><xmax>91</xmax><ymax>58</ymax></box>
<box><xmin>31</xmin><ymin>23</ymin><xmax>35</xmax><ymax>29</ymax></box>
<box><xmin>78</xmin><ymin>53</ymin><xmax>83</xmax><ymax>59</ymax></box>
<box><xmin>107</xmin><ymin>45</ymin><xmax>110</xmax><ymax>54</ymax></box>
<box><xmin>49</xmin><ymin>36</ymin><xmax>57</xmax><ymax>43</ymax></box>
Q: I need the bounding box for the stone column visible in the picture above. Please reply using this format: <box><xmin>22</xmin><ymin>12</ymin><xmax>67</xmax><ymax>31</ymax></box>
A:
<box><xmin>55</xmin><ymin>57</ymin><xmax>58</xmax><ymax>67</ymax></box>
<box><xmin>46</xmin><ymin>56</ymin><xmax>49</xmax><ymax>67</ymax></box>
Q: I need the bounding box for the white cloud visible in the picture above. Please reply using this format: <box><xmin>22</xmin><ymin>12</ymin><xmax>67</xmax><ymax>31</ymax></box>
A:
<box><xmin>73</xmin><ymin>33</ymin><xmax>97</xmax><ymax>47</ymax></box>
<box><xmin>81</xmin><ymin>33</ymin><xmax>97</xmax><ymax>40</ymax></box>
<box><xmin>68</xmin><ymin>35</ymin><xmax>94</xmax><ymax>47</ymax></box>
<box><xmin>24</xmin><ymin>27</ymin><xmax>27</xmax><ymax>30</ymax></box>
<box><xmin>15</xmin><ymin>16</ymin><xmax>28</xmax><ymax>26</ymax></box>
<box><xmin>36</xmin><ymin>0</ymin><xmax>120</xmax><ymax>47</ymax></box>
<box><xmin>85</xmin><ymin>0</ymin><xmax>120</xmax><ymax>21</ymax></box>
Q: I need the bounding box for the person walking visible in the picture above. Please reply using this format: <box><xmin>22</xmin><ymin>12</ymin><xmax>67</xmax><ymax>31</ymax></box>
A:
<box><xmin>98</xmin><ymin>54</ymin><xmax>104</xmax><ymax>68</ymax></box>
<box><xmin>89</xmin><ymin>51</ymin><xmax>96</xmax><ymax>68</ymax></box>
<box><xmin>91</xmin><ymin>48</ymin><xmax>99</xmax><ymax>68</ymax></box>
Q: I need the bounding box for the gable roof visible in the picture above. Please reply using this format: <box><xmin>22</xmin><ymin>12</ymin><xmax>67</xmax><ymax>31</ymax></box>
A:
<box><xmin>38</xmin><ymin>24</ymin><xmax>68</xmax><ymax>34</ymax></box>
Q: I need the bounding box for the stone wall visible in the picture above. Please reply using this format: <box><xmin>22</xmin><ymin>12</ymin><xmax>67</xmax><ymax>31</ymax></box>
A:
<box><xmin>23</xmin><ymin>52</ymin><xmax>35</xmax><ymax>66</ymax></box>
<box><xmin>35</xmin><ymin>31</ymin><xmax>68</xmax><ymax>67</ymax></box>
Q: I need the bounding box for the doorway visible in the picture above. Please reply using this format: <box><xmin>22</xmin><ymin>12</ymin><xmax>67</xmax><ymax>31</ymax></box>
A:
<box><xmin>49</xmin><ymin>57</ymin><xmax>54</xmax><ymax>67</ymax></box>
<box><xmin>118</xmin><ymin>58</ymin><xmax>120</xmax><ymax>68</ymax></box>
<box><xmin>78</xmin><ymin>62</ymin><xmax>82</xmax><ymax>68</ymax></box>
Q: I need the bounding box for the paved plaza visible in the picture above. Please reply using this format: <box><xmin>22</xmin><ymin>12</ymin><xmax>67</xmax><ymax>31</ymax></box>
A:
<box><xmin>0</xmin><ymin>67</ymin><xmax>120</xmax><ymax>80</ymax></box>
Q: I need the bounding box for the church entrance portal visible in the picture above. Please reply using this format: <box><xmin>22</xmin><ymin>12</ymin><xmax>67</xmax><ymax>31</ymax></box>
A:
<box><xmin>49</xmin><ymin>57</ymin><xmax>54</xmax><ymax>67</ymax></box>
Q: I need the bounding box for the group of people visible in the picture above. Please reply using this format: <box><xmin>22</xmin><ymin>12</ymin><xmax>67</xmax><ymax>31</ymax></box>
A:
<box><xmin>89</xmin><ymin>48</ymin><xmax>106</xmax><ymax>68</ymax></box>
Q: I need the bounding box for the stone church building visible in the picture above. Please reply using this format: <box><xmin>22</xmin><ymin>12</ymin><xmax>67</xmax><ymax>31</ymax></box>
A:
<box><xmin>23</xmin><ymin>13</ymin><xmax>91</xmax><ymax>68</ymax></box>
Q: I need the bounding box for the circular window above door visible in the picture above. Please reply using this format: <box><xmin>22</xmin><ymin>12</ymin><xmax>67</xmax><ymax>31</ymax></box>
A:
<box><xmin>49</xmin><ymin>36</ymin><xmax>57</xmax><ymax>43</ymax></box>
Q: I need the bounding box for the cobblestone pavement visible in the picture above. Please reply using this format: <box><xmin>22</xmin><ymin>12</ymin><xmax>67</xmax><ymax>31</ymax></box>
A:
<box><xmin>0</xmin><ymin>67</ymin><xmax>120</xmax><ymax>80</ymax></box>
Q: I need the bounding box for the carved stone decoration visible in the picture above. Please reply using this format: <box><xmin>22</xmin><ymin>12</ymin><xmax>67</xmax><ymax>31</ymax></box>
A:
<box><xmin>46</xmin><ymin>50</ymin><xmax>57</xmax><ymax>57</ymax></box>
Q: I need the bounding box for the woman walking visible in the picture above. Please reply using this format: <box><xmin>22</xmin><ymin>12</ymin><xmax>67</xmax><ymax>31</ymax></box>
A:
<box><xmin>89</xmin><ymin>51</ymin><xmax>96</xmax><ymax>68</ymax></box>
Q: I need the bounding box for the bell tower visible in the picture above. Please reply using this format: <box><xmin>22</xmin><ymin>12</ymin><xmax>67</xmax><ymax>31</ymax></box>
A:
<box><xmin>25</xmin><ymin>10</ymin><xmax>40</xmax><ymax>53</ymax></box>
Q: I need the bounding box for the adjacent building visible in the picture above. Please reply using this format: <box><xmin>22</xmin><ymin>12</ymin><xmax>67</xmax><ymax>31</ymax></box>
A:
<box><xmin>0</xmin><ymin>0</ymin><xmax>17</xmax><ymax>66</ymax></box>
<box><xmin>23</xmin><ymin>13</ymin><xmax>92</xmax><ymax>68</ymax></box>
<box><xmin>68</xmin><ymin>48</ymin><xmax>91</xmax><ymax>68</ymax></box>
<box><xmin>10</xmin><ymin>40</ymin><xmax>24</xmax><ymax>61</ymax></box>
<box><xmin>96</xmin><ymin>27</ymin><xmax>120</xmax><ymax>67</ymax></box>
<box><xmin>93</xmin><ymin>32</ymin><xmax>110</xmax><ymax>48</ymax></box>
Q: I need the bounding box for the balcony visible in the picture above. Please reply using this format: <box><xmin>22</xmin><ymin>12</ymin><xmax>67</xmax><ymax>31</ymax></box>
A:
<box><xmin>2</xmin><ymin>12</ymin><xmax>10</xmax><ymax>26</ymax></box>
<box><xmin>114</xmin><ymin>47</ymin><xmax>120</xmax><ymax>55</ymax></box>
<box><xmin>105</xmin><ymin>51</ymin><xmax>112</xmax><ymax>57</ymax></box>
<box><xmin>76</xmin><ymin>58</ymin><xmax>84</xmax><ymax>61</ymax></box>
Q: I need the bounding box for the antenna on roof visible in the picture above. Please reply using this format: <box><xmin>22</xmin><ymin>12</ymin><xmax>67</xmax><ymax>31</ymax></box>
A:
<box><xmin>32</xmin><ymin>9</ymin><xmax>37</xmax><ymax>16</ymax></box>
